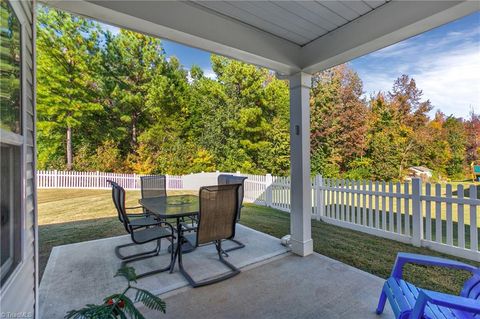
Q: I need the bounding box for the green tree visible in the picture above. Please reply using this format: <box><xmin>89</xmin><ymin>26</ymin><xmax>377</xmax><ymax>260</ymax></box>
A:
<box><xmin>36</xmin><ymin>6</ymin><xmax>103</xmax><ymax>170</ymax></box>
<box><xmin>465</xmin><ymin>110</ymin><xmax>480</xmax><ymax>164</ymax></box>
<box><xmin>310</xmin><ymin>65</ymin><xmax>368</xmax><ymax>177</ymax></box>
<box><xmin>101</xmin><ymin>30</ymin><xmax>191</xmax><ymax>174</ymax></box>
<box><xmin>102</xmin><ymin>29</ymin><xmax>168</xmax><ymax>151</ymax></box>
<box><xmin>367</xmin><ymin>94</ymin><xmax>402</xmax><ymax>180</ymax></box>
<box><xmin>415</xmin><ymin>112</ymin><xmax>451</xmax><ymax>179</ymax></box>
<box><xmin>444</xmin><ymin>116</ymin><xmax>467</xmax><ymax>178</ymax></box>
<box><xmin>187</xmin><ymin>56</ymin><xmax>290</xmax><ymax>175</ymax></box>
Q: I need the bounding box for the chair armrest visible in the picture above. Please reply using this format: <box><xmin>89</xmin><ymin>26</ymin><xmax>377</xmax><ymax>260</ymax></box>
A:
<box><xmin>127</xmin><ymin>213</ymin><xmax>146</xmax><ymax>217</ymax></box>
<box><xmin>129</xmin><ymin>220</ymin><xmax>175</xmax><ymax>234</ymax></box>
<box><xmin>410</xmin><ymin>290</ymin><xmax>480</xmax><ymax>319</ymax></box>
<box><xmin>160</xmin><ymin>220</ymin><xmax>175</xmax><ymax>234</ymax></box>
<box><xmin>391</xmin><ymin>253</ymin><xmax>477</xmax><ymax>279</ymax></box>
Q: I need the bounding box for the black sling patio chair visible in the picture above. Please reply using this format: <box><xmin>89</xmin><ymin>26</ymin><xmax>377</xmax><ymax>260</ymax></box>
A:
<box><xmin>108</xmin><ymin>181</ymin><xmax>175</xmax><ymax>278</ymax></box>
<box><xmin>140</xmin><ymin>175</ymin><xmax>167</xmax><ymax>216</ymax></box>
<box><xmin>217</xmin><ymin>174</ymin><xmax>248</xmax><ymax>252</ymax></box>
<box><xmin>108</xmin><ymin>180</ymin><xmax>160</xmax><ymax>260</ymax></box>
<box><xmin>178</xmin><ymin>184</ymin><xmax>241</xmax><ymax>288</ymax></box>
<box><xmin>140</xmin><ymin>175</ymin><xmax>167</xmax><ymax>199</ymax></box>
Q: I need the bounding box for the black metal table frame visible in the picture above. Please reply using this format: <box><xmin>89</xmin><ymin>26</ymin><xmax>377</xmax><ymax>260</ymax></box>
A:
<box><xmin>138</xmin><ymin>195</ymin><xmax>199</xmax><ymax>273</ymax></box>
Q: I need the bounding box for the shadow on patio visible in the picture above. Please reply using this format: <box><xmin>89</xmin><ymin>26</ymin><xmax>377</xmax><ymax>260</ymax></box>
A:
<box><xmin>39</xmin><ymin>224</ymin><xmax>394</xmax><ymax>319</ymax></box>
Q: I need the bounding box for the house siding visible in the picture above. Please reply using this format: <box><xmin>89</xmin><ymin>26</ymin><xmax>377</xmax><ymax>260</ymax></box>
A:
<box><xmin>0</xmin><ymin>0</ymin><xmax>37</xmax><ymax>317</ymax></box>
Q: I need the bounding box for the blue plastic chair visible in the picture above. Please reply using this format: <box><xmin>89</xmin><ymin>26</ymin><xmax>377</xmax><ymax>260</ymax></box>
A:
<box><xmin>377</xmin><ymin>253</ymin><xmax>480</xmax><ymax>319</ymax></box>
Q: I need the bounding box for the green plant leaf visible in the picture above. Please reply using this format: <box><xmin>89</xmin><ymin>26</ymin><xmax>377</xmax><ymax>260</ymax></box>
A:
<box><xmin>64</xmin><ymin>303</ymin><xmax>116</xmax><ymax>319</ymax></box>
<box><xmin>114</xmin><ymin>266</ymin><xmax>138</xmax><ymax>283</ymax></box>
<box><xmin>119</xmin><ymin>295</ymin><xmax>146</xmax><ymax>319</ymax></box>
<box><xmin>134</xmin><ymin>288</ymin><xmax>166</xmax><ymax>313</ymax></box>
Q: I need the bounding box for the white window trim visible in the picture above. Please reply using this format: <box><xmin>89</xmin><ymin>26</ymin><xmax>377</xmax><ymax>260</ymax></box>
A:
<box><xmin>0</xmin><ymin>0</ymin><xmax>28</xmax><ymax>295</ymax></box>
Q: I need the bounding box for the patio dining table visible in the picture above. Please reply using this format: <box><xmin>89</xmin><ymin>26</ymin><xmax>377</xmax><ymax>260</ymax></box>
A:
<box><xmin>139</xmin><ymin>195</ymin><xmax>199</xmax><ymax>255</ymax></box>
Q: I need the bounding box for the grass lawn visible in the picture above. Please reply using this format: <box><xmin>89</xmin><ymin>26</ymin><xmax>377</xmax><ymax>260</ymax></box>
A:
<box><xmin>39</xmin><ymin>189</ymin><xmax>478</xmax><ymax>295</ymax></box>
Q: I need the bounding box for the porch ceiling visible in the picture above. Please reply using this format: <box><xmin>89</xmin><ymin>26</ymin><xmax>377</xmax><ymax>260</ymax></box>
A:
<box><xmin>46</xmin><ymin>0</ymin><xmax>478</xmax><ymax>74</ymax></box>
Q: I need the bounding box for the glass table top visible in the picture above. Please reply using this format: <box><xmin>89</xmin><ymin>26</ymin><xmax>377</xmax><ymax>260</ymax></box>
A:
<box><xmin>139</xmin><ymin>195</ymin><xmax>199</xmax><ymax>218</ymax></box>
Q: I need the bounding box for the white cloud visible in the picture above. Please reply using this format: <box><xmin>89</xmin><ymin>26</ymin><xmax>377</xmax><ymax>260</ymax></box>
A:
<box><xmin>203</xmin><ymin>69</ymin><xmax>217</xmax><ymax>80</ymax></box>
<box><xmin>187</xmin><ymin>68</ymin><xmax>217</xmax><ymax>83</ymax></box>
<box><xmin>99</xmin><ymin>22</ymin><xmax>120</xmax><ymax>35</ymax></box>
<box><xmin>354</xmin><ymin>24</ymin><xmax>480</xmax><ymax>118</ymax></box>
<box><xmin>412</xmin><ymin>47</ymin><xmax>480</xmax><ymax>118</ymax></box>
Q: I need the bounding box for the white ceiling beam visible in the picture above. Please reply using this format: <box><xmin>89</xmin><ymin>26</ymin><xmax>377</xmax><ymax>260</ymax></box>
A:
<box><xmin>300</xmin><ymin>0</ymin><xmax>479</xmax><ymax>74</ymax></box>
<box><xmin>44</xmin><ymin>0</ymin><xmax>478</xmax><ymax>76</ymax></box>
<box><xmin>44</xmin><ymin>0</ymin><xmax>303</xmax><ymax>74</ymax></box>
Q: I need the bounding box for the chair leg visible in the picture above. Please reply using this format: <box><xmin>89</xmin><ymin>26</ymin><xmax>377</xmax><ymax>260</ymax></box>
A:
<box><xmin>376</xmin><ymin>288</ymin><xmax>388</xmax><ymax>315</ymax></box>
<box><xmin>170</xmin><ymin>240</ymin><xmax>179</xmax><ymax>274</ymax></box>
<box><xmin>178</xmin><ymin>240</ymin><xmax>240</xmax><ymax>288</ymax></box>
<box><xmin>115</xmin><ymin>241</ymin><xmax>159</xmax><ymax>260</ymax></box>
<box><xmin>121</xmin><ymin>239</ymin><xmax>174</xmax><ymax>279</ymax></box>
<box><xmin>223</xmin><ymin>238</ymin><xmax>245</xmax><ymax>253</ymax></box>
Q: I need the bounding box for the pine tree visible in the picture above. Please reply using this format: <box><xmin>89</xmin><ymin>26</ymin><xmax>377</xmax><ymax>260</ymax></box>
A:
<box><xmin>37</xmin><ymin>6</ymin><xmax>103</xmax><ymax>170</ymax></box>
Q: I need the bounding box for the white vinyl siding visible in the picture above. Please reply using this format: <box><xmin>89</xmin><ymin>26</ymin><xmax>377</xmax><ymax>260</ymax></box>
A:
<box><xmin>0</xmin><ymin>0</ymin><xmax>37</xmax><ymax>317</ymax></box>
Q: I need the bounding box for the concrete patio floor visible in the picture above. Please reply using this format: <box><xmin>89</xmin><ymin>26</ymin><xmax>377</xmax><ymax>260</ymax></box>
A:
<box><xmin>39</xmin><ymin>224</ymin><xmax>394</xmax><ymax>319</ymax></box>
<box><xmin>144</xmin><ymin>253</ymin><xmax>395</xmax><ymax>319</ymax></box>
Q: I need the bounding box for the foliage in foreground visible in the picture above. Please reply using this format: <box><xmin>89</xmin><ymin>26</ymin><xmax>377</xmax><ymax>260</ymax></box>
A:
<box><xmin>65</xmin><ymin>267</ymin><xmax>165</xmax><ymax>319</ymax></box>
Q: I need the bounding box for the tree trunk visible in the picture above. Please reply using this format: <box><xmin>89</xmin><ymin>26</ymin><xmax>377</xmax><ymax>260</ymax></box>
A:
<box><xmin>66</xmin><ymin>125</ymin><xmax>73</xmax><ymax>171</ymax></box>
<box><xmin>131</xmin><ymin>114</ymin><xmax>138</xmax><ymax>149</ymax></box>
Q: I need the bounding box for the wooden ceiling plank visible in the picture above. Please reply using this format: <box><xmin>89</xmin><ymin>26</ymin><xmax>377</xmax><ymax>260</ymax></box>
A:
<box><xmin>268</xmin><ymin>1</ymin><xmax>330</xmax><ymax>35</ymax></box>
<box><xmin>224</xmin><ymin>1</ymin><xmax>313</xmax><ymax>43</ymax></box>
<box><xmin>241</xmin><ymin>1</ymin><xmax>319</xmax><ymax>41</ymax></box>
<box><xmin>363</xmin><ymin>1</ymin><xmax>387</xmax><ymax>10</ymax></box>
<box><xmin>296</xmin><ymin>1</ymin><xmax>348</xmax><ymax>27</ymax></box>
<box><xmin>195</xmin><ymin>1</ymin><xmax>306</xmax><ymax>44</ymax></box>
<box><xmin>272</xmin><ymin>1</ymin><xmax>336</xmax><ymax>32</ymax></box>
<box><xmin>340</xmin><ymin>0</ymin><xmax>373</xmax><ymax>15</ymax></box>
<box><xmin>317</xmin><ymin>1</ymin><xmax>359</xmax><ymax>21</ymax></box>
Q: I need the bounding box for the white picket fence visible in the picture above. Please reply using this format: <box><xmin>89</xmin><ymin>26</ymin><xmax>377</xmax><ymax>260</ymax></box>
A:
<box><xmin>36</xmin><ymin>170</ymin><xmax>479</xmax><ymax>261</ymax></box>
<box><xmin>246</xmin><ymin>175</ymin><xmax>479</xmax><ymax>261</ymax></box>
<box><xmin>37</xmin><ymin>170</ymin><xmax>183</xmax><ymax>190</ymax></box>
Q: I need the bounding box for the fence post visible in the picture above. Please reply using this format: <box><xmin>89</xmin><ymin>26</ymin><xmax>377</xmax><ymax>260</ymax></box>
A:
<box><xmin>54</xmin><ymin>170</ymin><xmax>58</xmax><ymax>188</ymax></box>
<box><xmin>265</xmin><ymin>173</ymin><xmax>273</xmax><ymax>207</ymax></box>
<box><xmin>412</xmin><ymin>178</ymin><xmax>423</xmax><ymax>247</ymax></box>
<box><xmin>165</xmin><ymin>174</ymin><xmax>170</xmax><ymax>190</ymax></box>
<box><xmin>96</xmin><ymin>171</ymin><xmax>100</xmax><ymax>189</ymax></box>
<box><xmin>316</xmin><ymin>175</ymin><xmax>324</xmax><ymax>220</ymax></box>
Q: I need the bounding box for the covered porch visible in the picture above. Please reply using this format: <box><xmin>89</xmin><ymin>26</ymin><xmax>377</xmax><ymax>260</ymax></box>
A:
<box><xmin>47</xmin><ymin>0</ymin><xmax>478</xmax><ymax>260</ymax></box>
<box><xmin>35</xmin><ymin>1</ymin><xmax>479</xmax><ymax>318</ymax></box>
<box><xmin>39</xmin><ymin>224</ymin><xmax>394</xmax><ymax>319</ymax></box>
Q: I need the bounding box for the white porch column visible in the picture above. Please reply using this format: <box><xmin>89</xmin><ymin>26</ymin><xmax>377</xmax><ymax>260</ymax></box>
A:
<box><xmin>289</xmin><ymin>72</ymin><xmax>313</xmax><ymax>256</ymax></box>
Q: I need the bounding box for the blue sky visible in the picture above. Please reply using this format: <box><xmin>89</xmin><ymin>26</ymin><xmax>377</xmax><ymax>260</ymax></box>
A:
<box><xmin>349</xmin><ymin>11</ymin><xmax>479</xmax><ymax>119</ymax></box>
<box><xmin>102</xmin><ymin>11</ymin><xmax>479</xmax><ymax>118</ymax></box>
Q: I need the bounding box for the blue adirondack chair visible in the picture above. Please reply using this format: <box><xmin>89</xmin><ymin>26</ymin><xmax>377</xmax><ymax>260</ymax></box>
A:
<box><xmin>376</xmin><ymin>253</ymin><xmax>480</xmax><ymax>319</ymax></box>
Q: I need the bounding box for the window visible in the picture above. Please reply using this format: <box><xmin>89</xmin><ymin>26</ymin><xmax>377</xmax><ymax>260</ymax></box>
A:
<box><xmin>0</xmin><ymin>145</ymin><xmax>21</xmax><ymax>284</ymax></box>
<box><xmin>0</xmin><ymin>0</ymin><xmax>23</xmax><ymax>287</ymax></box>
<box><xmin>0</xmin><ymin>0</ymin><xmax>21</xmax><ymax>133</ymax></box>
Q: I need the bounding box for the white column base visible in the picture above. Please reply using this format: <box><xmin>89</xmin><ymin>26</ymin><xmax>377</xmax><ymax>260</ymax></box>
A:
<box><xmin>291</xmin><ymin>238</ymin><xmax>313</xmax><ymax>256</ymax></box>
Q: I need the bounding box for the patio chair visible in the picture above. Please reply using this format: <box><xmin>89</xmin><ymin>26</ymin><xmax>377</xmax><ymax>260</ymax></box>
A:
<box><xmin>140</xmin><ymin>175</ymin><xmax>167</xmax><ymax>216</ymax></box>
<box><xmin>108</xmin><ymin>180</ymin><xmax>161</xmax><ymax>260</ymax></box>
<box><xmin>376</xmin><ymin>252</ymin><xmax>480</xmax><ymax>319</ymax></box>
<box><xmin>108</xmin><ymin>181</ymin><xmax>175</xmax><ymax>278</ymax></box>
<box><xmin>178</xmin><ymin>184</ymin><xmax>241</xmax><ymax>288</ymax></box>
<box><xmin>218</xmin><ymin>174</ymin><xmax>248</xmax><ymax>252</ymax></box>
<box><xmin>140</xmin><ymin>175</ymin><xmax>167</xmax><ymax>199</ymax></box>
